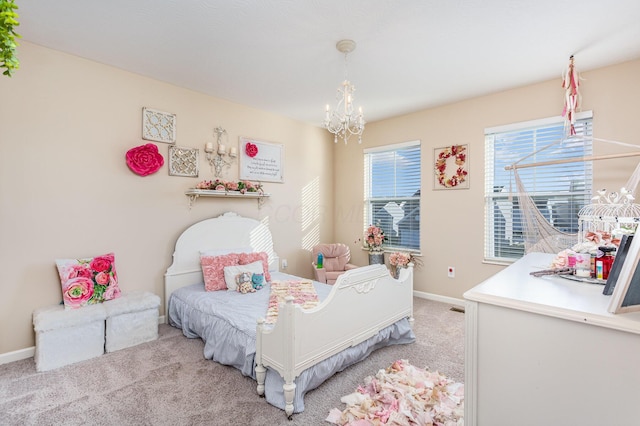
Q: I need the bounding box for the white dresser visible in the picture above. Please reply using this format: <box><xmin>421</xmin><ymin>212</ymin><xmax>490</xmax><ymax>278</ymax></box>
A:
<box><xmin>464</xmin><ymin>252</ymin><xmax>640</xmax><ymax>426</ymax></box>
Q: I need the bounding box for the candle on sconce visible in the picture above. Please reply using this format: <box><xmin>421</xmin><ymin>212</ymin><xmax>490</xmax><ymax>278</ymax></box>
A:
<box><xmin>229</xmin><ymin>147</ymin><xmax>237</xmax><ymax>158</ymax></box>
<box><xmin>205</xmin><ymin>142</ymin><xmax>214</xmax><ymax>153</ymax></box>
<box><xmin>218</xmin><ymin>144</ymin><xmax>226</xmax><ymax>155</ymax></box>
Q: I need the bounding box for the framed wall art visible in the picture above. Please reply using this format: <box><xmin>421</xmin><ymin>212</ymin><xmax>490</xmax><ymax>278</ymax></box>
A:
<box><xmin>239</xmin><ymin>136</ymin><xmax>284</xmax><ymax>183</ymax></box>
<box><xmin>142</xmin><ymin>107</ymin><xmax>176</xmax><ymax>143</ymax></box>
<box><xmin>434</xmin><ymin>144</ymin><xmax>469</xmax><ymax>190</ymax></box>
<box><xmin>168</xmin><ymin>146</ymin><xmax>199</xmax><ymax>177</ymax></box>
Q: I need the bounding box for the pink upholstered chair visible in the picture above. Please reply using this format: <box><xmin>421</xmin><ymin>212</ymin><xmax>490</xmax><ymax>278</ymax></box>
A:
<box><xmin>311</xmin><ymin>243</ymin><xmax>359</xmax><ymax>285</ymax></box>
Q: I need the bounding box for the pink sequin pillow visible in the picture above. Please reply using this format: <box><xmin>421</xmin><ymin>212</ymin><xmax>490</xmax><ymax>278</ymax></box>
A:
<box><xmin>55</xmin><ymin>252</ymin><xmax>121</xmax><ymax>310</ymax></box>
<box><xmin>201</xmin><ymin>253</ymin><xmax>240</xmax><ymax>291</ymax></box>
<box><xmin>238</xmin><ymin>252</ymin><xmax>271</xmax><ymax>282</ymax></box>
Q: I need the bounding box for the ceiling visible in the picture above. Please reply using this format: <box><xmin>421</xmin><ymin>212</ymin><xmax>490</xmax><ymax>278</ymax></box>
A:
<box><xmin>16</xmin><ymin>0</ymin><xmax>640</xmax><ymax>126</ymax></box>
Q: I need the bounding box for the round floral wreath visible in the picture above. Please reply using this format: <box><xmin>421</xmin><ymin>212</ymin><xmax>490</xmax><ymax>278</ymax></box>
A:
<box><xmin>435</xmin><ymin>145</ymin><xmax>468</xmax><ymax>188</ymax></box>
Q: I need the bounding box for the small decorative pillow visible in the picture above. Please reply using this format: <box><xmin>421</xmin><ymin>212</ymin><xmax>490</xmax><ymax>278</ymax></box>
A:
<box><xmin>223</xmin><ymin>261</ymin><xmax>264</xmax><ymax>291</ymax></box>
<box><xmin>201</xmin><ymin>253</ymin><xmax>240</xmax><ymax>291</ymax></box>
<box><xmin>55</xmin><ymin>252</ymin><xmax>121</xmax><ymax>310</ymax></box>
<box><xmin>238</xmin><ymin>252</ymin><xmax>272</xmax><ymax>282</ymax></box>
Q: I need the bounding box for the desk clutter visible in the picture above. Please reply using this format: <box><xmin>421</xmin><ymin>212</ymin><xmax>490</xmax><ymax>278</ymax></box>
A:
<box><xmin>33</xmin><ymin>291</ymin><xmax>160</xmax><ymax>372</ymax></box>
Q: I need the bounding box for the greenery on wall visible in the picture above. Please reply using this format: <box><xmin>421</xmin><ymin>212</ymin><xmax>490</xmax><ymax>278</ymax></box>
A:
<box><xmin>0</xmin><ymin>0</ymin><xmax>20</xmax><ymax>77</ymax></box>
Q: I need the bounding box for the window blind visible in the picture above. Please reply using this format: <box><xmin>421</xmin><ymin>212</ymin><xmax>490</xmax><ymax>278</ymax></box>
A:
<box><xmin>364</xmin><ymin>141</ymin><xmax>421</xmax><ymax>251</ymax></box>
<box><xmin>484</xmin><ymin>115</ymin><xmax>593</xmax><ymax>262</ymax></box>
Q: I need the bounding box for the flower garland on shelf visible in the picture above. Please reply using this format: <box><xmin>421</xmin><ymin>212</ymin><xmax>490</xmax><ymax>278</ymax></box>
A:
<box><xmin>195</xmin><ymin>179</ymin><xmax>263</xmax><ymax>194</ymax></box>
<box><xmin>435</xmin><ymin>145</ymin><xmax>468</xmax><ymax>188</ymax></box>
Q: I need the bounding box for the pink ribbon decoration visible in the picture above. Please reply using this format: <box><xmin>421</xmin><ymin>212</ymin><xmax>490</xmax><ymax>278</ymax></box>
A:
<box><xmin>562</xmin><ymin>55</ymin><xmax>580</xmax><ymax>136</ymax></box>
<box><xmin>125</xmin><ymin>143</ymin><xmax>164</xmax><ymax>176</ymax></box>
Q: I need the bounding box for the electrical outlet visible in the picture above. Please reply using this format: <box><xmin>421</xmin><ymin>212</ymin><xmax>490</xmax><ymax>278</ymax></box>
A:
<box><xmin>282</xmin><ymin>259</ymin><xmax>288</xmax><ymax>269</ymax></box>
<box><xmin>448</xmin><ymin>266</ymin><xmax>455</xmax><ymax>278</ymax></box>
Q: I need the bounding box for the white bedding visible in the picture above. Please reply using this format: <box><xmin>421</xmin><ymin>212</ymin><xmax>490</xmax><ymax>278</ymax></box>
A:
<box><xmin>168</xmin><ymin>271</ymin><xmax>415</xmax><ymax>413</ymax></box>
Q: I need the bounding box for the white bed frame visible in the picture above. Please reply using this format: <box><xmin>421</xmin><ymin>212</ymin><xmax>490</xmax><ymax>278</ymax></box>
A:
<box><xmin>164</xmin><ymin>212</ymin><xmax>414</xmax><ymax>417</ymax></box>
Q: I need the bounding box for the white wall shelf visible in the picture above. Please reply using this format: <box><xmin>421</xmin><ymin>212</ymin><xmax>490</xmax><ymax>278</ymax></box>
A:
<box><xmin>185</xmin><ymin>189</ymin><xmax>270</xmax><ymax>209</ymax></box>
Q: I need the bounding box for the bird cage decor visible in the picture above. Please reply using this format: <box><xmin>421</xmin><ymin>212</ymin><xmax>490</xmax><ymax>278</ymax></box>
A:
<box><xmin>577</xmin><ymin>188</ymin><xmax>640</xmax><ymax>243</ymax></box>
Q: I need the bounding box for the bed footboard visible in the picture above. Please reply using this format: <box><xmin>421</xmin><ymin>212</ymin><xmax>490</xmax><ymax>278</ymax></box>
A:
<box><xmin>255</xmin><ymin>263</ymin><xmax>414</xmax><ymax>417</ymax></box>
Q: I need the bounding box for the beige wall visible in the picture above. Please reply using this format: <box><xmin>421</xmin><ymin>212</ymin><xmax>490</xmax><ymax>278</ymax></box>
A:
<box><xmin>2</xmin><ymin>41</ymin><xmax>638</xmax><ymax>356</ymax></box>
<box><xmin>0</xmin><ymin>42</ymin><xmax>335</xmax><ymax>353</ymax></box>
<box><xmin>335</xmin><ymin>58</ymin><xmax>640</xmax><ymax>300</ymax></box>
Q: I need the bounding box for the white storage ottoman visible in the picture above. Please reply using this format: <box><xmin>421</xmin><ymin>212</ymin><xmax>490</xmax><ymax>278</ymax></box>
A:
<box><xmin>103</xmin><ymin>291</ymin><xmax>160</xmax><ymax>353</ymax></box>
<box><xmin>33</xmin><ymin>303</ymin><xmax>107</xmax><ymax>372</ymax></box>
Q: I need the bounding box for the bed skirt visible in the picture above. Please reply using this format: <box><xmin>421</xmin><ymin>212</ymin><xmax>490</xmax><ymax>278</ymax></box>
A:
<box><xmin>168</xmin><ymin>286</ymin><xmax>415</xmax><ymax>413</ymax></box>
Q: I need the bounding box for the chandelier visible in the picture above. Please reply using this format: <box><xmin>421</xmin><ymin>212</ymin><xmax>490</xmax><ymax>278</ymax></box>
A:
<box><xmin>323</xmin><ymin>39</ymin><xmax>366</xmax><ymax>144</ymax></box>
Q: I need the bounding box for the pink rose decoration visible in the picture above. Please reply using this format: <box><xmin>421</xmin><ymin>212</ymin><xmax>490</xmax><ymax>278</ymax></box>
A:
<box><xmin>90</xmin><ymin>254</ymin><xmax>113</xmax><ymax>273</ymax></box>
<box><xmin>63</xmin><ymin>277</ymin><xmax>95</xmax><ymax>309</ymax></box>
<box><xmin>63</xmin><ymin>264</ymin><xmax>92</xmax><ymax>280</ymax></box>
<box><xmin>245</xmin><ymin>142</ymin><xmax>258</xmax><ymax>158</ymax></box>
<box><xmin>126</xmin><ymin>143</ymin><xmax>164</xmax><ymax>176</ymax></box>
<box><xmin>103</xmin><ymin>284</ymin><xmax>121</xmax><ymax>300</ymax></box>
<box><xmin>95</xmin><ymin>271</ymin><xmax>110</xmax><ymax>285</ymax></box>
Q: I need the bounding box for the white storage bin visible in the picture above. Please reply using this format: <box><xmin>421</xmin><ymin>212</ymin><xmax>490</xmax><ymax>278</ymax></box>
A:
<box><xmin>33</xmin><ymin>303</ymin><xmax>107</xmax><ymax>372</ymax></box>
<box><xmin>103</xmin><ymin>291</ymin><xmax>160</xmax><ymax>353</ymax></box>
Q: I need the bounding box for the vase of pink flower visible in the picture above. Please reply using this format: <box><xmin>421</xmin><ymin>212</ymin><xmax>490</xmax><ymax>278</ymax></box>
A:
<box><xmin>389</xmin><ymin>251</ymin><xmax>413</xmax><ymax>279</ymax></box>
<box><xmin>364</xmin><ymin>225</ymin><xmax>386</xmax><ymax>265</ymax></box>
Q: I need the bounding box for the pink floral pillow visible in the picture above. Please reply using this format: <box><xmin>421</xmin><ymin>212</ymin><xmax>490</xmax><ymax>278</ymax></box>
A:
<box><xmin>201</xmin><ymin>253</ymin><xmax>240</xmax><ymax>291</ymax></box>
<box><xmin>55</xmin><ymin>252</ymin><xmax>121</xmax><ymax>310</ymax></box>
<box><xmin>238</xmin><ymin>252</ymin><xmax>271</xmax><ymax>282</ymax></box>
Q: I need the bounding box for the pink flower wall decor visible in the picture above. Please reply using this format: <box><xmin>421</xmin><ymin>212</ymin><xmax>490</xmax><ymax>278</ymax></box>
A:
<box><xmin>126</xmin><ymin>143</ymin><xmax>164</xmax><ymax>176</ymax></box>
<box><xmin>245</xmin><ymin>142</ymin><xmax>258</xmax><ymax>158</ymax></box>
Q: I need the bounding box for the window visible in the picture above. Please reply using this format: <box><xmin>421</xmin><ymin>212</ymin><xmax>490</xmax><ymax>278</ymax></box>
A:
<box><xmin>484</xmin><ymin>113</ymin><xmax>593</xmax><ymax>262</ymax></box>
<box><xmin>364</xmin><ymin>141</ymin><xmax>421</xmax><ymax>251</ymax></box>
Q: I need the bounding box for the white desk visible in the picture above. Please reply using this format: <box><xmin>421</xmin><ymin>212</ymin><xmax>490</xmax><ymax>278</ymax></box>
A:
<box><xmin>464</xmin><ymin>252</ymin><xmax>640</xmax><ymax>426</ymax></box>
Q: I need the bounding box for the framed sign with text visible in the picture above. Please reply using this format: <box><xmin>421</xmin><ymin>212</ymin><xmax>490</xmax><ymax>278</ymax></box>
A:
<box><xmin>239</xmin><ymin>137</ymin><xmax>284</xmax><ymax>183</ymax></box>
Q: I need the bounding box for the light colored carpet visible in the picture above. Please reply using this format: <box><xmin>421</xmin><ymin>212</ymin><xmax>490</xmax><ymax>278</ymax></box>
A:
<box><xmin>0</xmin><ymin>297</ymin><xmax>464</xmax><ymax>426</ymax></box>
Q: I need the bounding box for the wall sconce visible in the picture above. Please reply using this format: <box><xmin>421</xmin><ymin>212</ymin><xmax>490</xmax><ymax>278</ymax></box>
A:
<box><xmin>205</xmin><ymin>126</ymin><xmax>237</xmax><ymax>177</ymax></box>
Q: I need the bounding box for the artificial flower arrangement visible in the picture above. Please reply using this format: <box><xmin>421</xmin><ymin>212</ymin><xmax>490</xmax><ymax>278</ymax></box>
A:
<box><xmin>388</xmin><ymin>251</ymin><xmax>422</xmax><ymax>278</ymax></box>
<box><xmin>195</xmin><ymin>179</ymin><xmax>263</xmax><ymax>194</ymax></box>
<box><xmin>389</xmin><ymin>252</ymin><xmax>413</xmax><ymax>268</ymax></box>
<box><xmin>363</xmin><ymin>225</ymin><xmax>386</xmax><ymax>252</ymax></box>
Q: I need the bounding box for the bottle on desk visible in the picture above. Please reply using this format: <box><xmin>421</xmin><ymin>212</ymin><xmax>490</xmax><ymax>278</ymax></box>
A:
<box><xmin>596</xmin><ymin>246</ymin><xmax>616</xmax><ymax>280</ymax></box>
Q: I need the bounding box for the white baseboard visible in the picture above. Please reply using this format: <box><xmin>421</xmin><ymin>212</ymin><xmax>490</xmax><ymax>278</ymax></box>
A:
<box><xmin>0</xmin><ymin>346</ymin><xmax>35</xmax><ymax>365</ymax></box>
<box><xmin>1</xmin><ymin>315</ymin><xmax>168</xmax><ymax>366</ymax></box>
<box><xmin>413</xmin><ymin>290</ymin><xmax>465</xmax><ymax>307</ymax></box>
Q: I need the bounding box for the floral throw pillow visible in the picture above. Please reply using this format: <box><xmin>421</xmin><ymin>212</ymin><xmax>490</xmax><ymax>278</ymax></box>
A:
<box><xmin>201</xmin><ymin>253</ymin><xmax>240</xmax><ymax>291</ymax></box>
<box><xmin>238</xmin><ymin>251</ymin><xmax>271</xmax><ymax>282</ymax></box>
<box><xmin>55</xmin><ymin>252</ymin><xmax>121</xmax><ymax>310</ymax></box>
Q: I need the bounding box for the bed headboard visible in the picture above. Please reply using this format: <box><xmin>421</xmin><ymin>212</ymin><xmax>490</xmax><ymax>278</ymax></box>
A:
<box><xmin>164</xmin><ymin>211</ymin><xmax>279</xmax><ymax>317</ymax></box>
